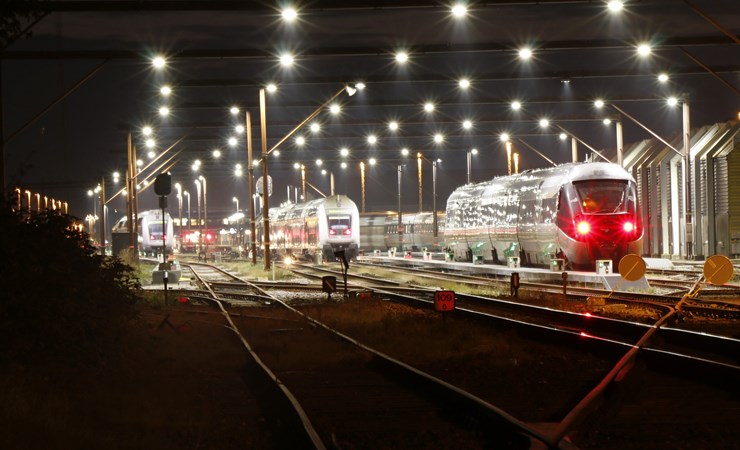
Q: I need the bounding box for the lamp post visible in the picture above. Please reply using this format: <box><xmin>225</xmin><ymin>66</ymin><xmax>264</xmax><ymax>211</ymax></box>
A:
<box><xmin>466</xmin><ymin>148</ymin><xmax>478</xmax><ymax>184</ymax></box>
<box><xmin>194</xmin><ymin>179</ymin><xmax>202</xmax><ymax>257</ymax></box>
<box><xmin>199</xmin><ymin>175</ymin><xmax>208</xmax><ymax>259</ymax></box>
<box><xmin>432</xmin><ymin>159</ymin><xmax>439</xmax><ymax>239</ymax></box>
<box><xmin>233</xmin><ymin>196</ymin><xmax>239</xmax><ymax>247</ymax></box>
<box><xmin>360</xmin><ymin>161</ymin><xmax>366</xmax><ymax>213</ymax></box>
<box><xmin>397</xmin><ymin>164</ymin><xmax>404</xmax><ymax>251</ymax></box>
<box><xmin>175</xmin><ymin>182</ymin><xmax>182</xmax><ymax>248</ymax></box>
<box><xmin>184</xmin><ymin>190</ymin><xmax>191</xmax><ymax>235</ymax></box>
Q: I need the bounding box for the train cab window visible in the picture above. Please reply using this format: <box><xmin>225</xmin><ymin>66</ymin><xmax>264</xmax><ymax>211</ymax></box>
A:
<box><xmin>328</xmin><ymin>215</ymin><xmax>352</xmax><ymax>236</ymax></box>
<box><xmin>574</xmin><ymin>180</ymin><xmax>629</xmax><ymax>213</ymax></box>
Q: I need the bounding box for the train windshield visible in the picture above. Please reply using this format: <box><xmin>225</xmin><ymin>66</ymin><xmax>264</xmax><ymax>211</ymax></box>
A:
<box><xmin>574</xmin><ymin>180</ymin><xmax>630</xmax><ymax>214</ymax></box>
<box><xmin>328</xmin><ymin>215</ymin><xmax>352</xmax><ymax>236</ymax></box>
<box><xmin>328</xmin><ymin>216</ymin><xmax>351</xmax><ymax>229</ymax></box>
<box><xmin>148</xmin><ymin>223</ymin><xmax>164</xmax><ymax>234</ymax></box>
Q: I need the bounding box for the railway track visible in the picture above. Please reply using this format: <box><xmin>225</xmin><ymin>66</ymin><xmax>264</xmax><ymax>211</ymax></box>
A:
<box><xmin>282</xmin><ymin>261</ymin><xmax>740</xmax><ymax>446</ymax></box>
<box><xmin>166</xmin><ymin>261</ymin><xmax>740</xmax><ymax>448</ymax></box>
<box><xmin>351</xmin><ymin>259</ymin><xmax>740</xmax><ymax>320</ymax></box>
<box><xmin>181</xmin><ymin>262</ymin><xmax>556</xmax><ymax>448</ymax></box>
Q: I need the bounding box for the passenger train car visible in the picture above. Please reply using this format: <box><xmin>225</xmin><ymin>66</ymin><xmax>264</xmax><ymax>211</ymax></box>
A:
<box><xmin>112</xmin><ymin>209</ymin><xmax>174</xmax><ymax>256</ymax></box>
<box><xmin>445</xmin><ymin>162</ymin><xmax>643</xmax><ymax>269</ymax></box>
<box><xmin>269</xmin><ymin>194</ymin><xmax>360</xmax><ymax>261</ymax></box>
<box><xmin>360</xmin><ymin>212</ymin><xmax>446</xmax><ymax>252</ymax></box>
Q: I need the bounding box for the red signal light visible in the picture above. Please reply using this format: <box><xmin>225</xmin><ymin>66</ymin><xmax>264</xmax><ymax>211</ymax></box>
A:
<box><xmin>576</xmin><ymin>220</ymin><xmax>591</xmax><ymax>235</ymax></box>
<box><xmin>623</xmin><ymin>221</ymin><xmax>634</xmax><ymax>232</ymax></box>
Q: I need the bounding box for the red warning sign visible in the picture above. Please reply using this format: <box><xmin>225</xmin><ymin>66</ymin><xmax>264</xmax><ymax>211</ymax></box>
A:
<box><xmin>434</xmin><ymin>290</ymin><xmax>455</xmax><ymax>312</ymax></box>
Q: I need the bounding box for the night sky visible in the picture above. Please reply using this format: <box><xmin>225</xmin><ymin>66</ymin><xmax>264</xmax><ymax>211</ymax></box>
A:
<box><xmin>2</xmin><ymin>1</ymin><xmax>738</xmax><ymax>223</ymax></box>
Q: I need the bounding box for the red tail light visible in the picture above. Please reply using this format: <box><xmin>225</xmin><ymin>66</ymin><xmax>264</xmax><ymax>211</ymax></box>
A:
<box><xmin>343</xmin><ymin>228</ymin><xmax>352</xmax><ymax>235</ymax></box>
<box><xmin>329</xmin><ymin>229</ymin><xmax>337</xmax><ymax>235</ymax></box>
<box><xmin>576</xmin><ymin>220</ymin><xmax>591</xmax><ymax>236</ymax></box>
<box><xmin>623</xmin><ymin>221</ymin><xmax>635</xmax><ymax>232</ymax></box>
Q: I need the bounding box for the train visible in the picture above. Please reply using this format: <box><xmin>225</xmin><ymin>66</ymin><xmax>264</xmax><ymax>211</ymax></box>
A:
<box><xmin>268</xmin><ymin>194</ymin><xmax>361</xmax><ymax>262</ymax></box>
<box><xmin>444</xmin><ymin>162</ymin><xmax>643</xmax><ymax>269</ymax></box>
<box><xmin>360</xmin><ymin>211</ymin><xmax>446</xmax><ymax>252</ymax></box>
<box><xmin>112</xmin><ymin>209</ymin><xmax>174</xmax><ymax>256</ymax></box>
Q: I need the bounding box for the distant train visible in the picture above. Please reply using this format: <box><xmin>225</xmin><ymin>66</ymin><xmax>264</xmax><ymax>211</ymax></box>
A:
<box><xmin>112</xmin><ymin>209</ymin><xmax>174</xmax><ymax>256</ymax></box>
<box><xmin>268</xmin><ymin>194</ymin><xmax>360</xmax><ymax>261</ymax></box>
<box><xmin>444</xmin><ymin>162</ymin><xmax>643</xmax><ymax>269</ymax></box>
<box><xmin>360</xmin><ymin>211</ymin><xmax>446</xmax><ymax>252</ymax></box>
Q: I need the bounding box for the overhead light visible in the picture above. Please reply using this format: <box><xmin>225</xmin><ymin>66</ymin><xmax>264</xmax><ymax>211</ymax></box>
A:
<box><xmin>281</xmin><ymin>7</ymin><xmax>297</xmax><ymax>22</ymax></box>
<box><xmin>235</xmin><ymin>125</ymin><xmax>245</xmax><ymax>134</ymax></box>
<box><xmin>518</xmin><ymin>47</ymin><xmax>533</xmax><ymax>60</ymax></box>
<box><xmin>145</xmin><ymin>139</ymin><xmax>155</xmax><ymax>148</ymax></box>
<box><xmin>451</xmin><ymin>3</ymin><xmax>467</xmax><ymax>18</ymax></box>
<box><xmin>401</xmin><ymin>148</ymin><xmax>409</xmax><ymax>156</ymax></box>
<box><xmin>295</xmin><ymin>136</ymin><xmax>305</xmax><ymax>146</ymax></box>
<box><xmin>395</xmin><ymin>51</ymin><xmax>409</xmax><ymax>63</ymax></box>
<box><xmin>160</xmin><ymin>85</ymin><xmax>171</xmax><ymax>96</ymax></box>
<box><xmin>228</xmin><ymin>137</ymin><xmax>238</xmax><ymax>146</ymax></box>
<box><xmin>389</xmin><ymin>121</ymin><xmax>399</xmax><ymax>131</ymax></box>
<box><xmin>667</xmin><ymin>97</ymin><xmax>679</xmax><ymax>107</ymax></box>
<box><xmin>637</xmin><ymin>43</ymin><xmax>652</xmax><ymax>57</ymax></box>
<box><xmin>212</xmin><ymin>149</ymin><xmax>222</xmax><ymax>158</ymax></box>
<box><xmin>434</xmin><ymin>133</ymin><xmax>444</xmax><ymax>144</ymax></box>
<box><xmin>266</xmin><ymin>83</ymin><xmax>278</xmax><ymax>93</ymax></box>
<box><xmin>230</xmin><ymin>106</ymin><xmax>239</xmax><ymax>115</ymax></box>
<box><xmin>280</xmin><ymin>53</ymin><xmax>294</xmax><ymax>66</ymax></box>
<box><xmin>463</xmin><ymin>120</ymin><xmax>472</xmax><ymax>130</ymax></box>
<box><xmin>330</xmin><ymin>104</ymin><xmax>341</xmax><ymax>114</ymax></box>
<box><xmin>158</xmin><ymin>106</ymin><xmax>169</xmax><ymax>116</ymax></box>
<box><xmin>539</xmin><ymin>118</ymin><xmax>550</xmax><ymax>128</ymax></box>
<box><xmin>345</xmin><ymin>85</ymin><xmax>357</xmax><ymax>96</ymax></box>
<box><xmin>594</xmin><ymin>99</ymin><xmax>605</xmax><ymax>108</ymax></box>
<box><xmin>607</xmin><ymin>1</ymin><xmax>624</xmax><ymax>12</ymax></box>
<box><xmin>511</xmin><ymin>101</ymin><xmax>521</xmax><ymax>111</ymax></box>
<box><xmin>340</xmin><ymin>148</ymin><xmax>350</xmax><ymax>157</ymax></box>
<box><xmin>658</xmin><ymin>73</ymin><xmax>669</xmax><ymax>83</ymax></box>
<box><xmin>458</xmin><ymin>78</ymin><xmax>470</xmax><ymax>89</ymax></box>
<box><xmin>559</xmin><ymin>133</ymin><xmax>568</xmax><ymax>140</ymax></box>
<box><xmin>500</xmin><ymin>133</ymin><xmax>510</xmax><ymax>142</ymax></box>
<box><xmin>152</xmin><ymin>56</ymin><xmax>166</xmax><ymax>69</ymax></box>
<box><xmin>142</xmin><ymin>126</ymin><xmax>153</xmax><ymax>136</ymax></box>
<box><xmin>603</xmin><ymin>118</ymin><xmax>612</xmax><ymax>125</ymax></box>
<box><xmin>367</xmin><ymin>135</ymin><xmax>377</xmax><ymax>145</ymax></box>
<box><xmin>424</xmin><ymin>102</ymin><xmax>435</xmax><ymax>112</ymax></box>
<box><xmin>355</xmin><ymin>82</ymin><xmax>366</xmax><ymax>91</ymax></box>
<box><xmin>310</xmin><ymin>123</ymin><xmax>320</xmax><ymax>133</ymax></box>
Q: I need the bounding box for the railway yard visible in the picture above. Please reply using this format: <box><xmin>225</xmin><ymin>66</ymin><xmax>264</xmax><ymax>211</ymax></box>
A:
<box><xmin>111</xmin><ymin>254</ymin><xmax>740</xmax><ymax>450</ymax></box>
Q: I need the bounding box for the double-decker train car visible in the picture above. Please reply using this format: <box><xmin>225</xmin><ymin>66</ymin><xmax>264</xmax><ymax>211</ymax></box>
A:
<box><xmin>445</xmin><ymin>162</ymin><xmax>643</xmax><ymax>269</ymax></box>
<box><xmin>360</xmin><ymin>211</ymin><xmax>446</xmax><ymax>252</ymax></box>
<box><xmin>269</xmin><ymin>194</ymin><xmax>360</xmax><ymax>261</ymax></box>
<box><xmin>112</xmin><ymin>209</ymin><xmax>174</xmax><ymax>256</ymax></box>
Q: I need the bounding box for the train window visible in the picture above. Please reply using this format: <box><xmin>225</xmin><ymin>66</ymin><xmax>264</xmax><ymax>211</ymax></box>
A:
<box><xmin>574</xmin><ymin>180</ymin><xmax>629</xmax><ymax>213</ymax></box>
<box><xmin>328</xmin><ymin>216</ymin><xmax>351</xmax><ymax>228</ymax></box>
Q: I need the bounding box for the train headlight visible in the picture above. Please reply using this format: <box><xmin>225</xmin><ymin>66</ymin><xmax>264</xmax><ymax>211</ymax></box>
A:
<box><xmin>576</xmin><ymin>221</ymin><xmax>591</xmax><ymax>235</ymax></box>
<box><xmin>623</xmin><ymin>221</ymin><xmax>634</xmax><ymax>232</ymax></box>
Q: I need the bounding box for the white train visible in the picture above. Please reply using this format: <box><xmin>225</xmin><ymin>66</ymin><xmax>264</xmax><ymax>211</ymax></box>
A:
<box><xmin>269</xmin><ymin>194</ymin><xmax>360</xmax><ymax>261</ymax></box>
<box><xmin>112</xmin><ymin>209</ymin><xmax>174</xmax><ymax>256</ymax></box>
<box><xmin>445</xmin><ymin>162</ymin><xmax>643</xmax><ymax>269</ymax></box>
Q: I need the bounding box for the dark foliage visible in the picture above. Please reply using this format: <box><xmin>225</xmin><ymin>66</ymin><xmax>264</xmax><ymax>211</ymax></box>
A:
<box><xmin>0</xmin><ymin>0</ymin><xmax>48</xmax><ymax>49</ymax></box>
<box><xmin>0</xmin><ymin>203</ymin><xmax>140</xmax><ymax>368</ymax></box>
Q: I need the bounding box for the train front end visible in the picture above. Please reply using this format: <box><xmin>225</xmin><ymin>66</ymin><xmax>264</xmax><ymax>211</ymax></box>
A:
<box><xmin>319</xmin><ymin>195</ymin><xmax>360</xmax><ymax>261</ymax></box>
<box><xmin>556</xmin><ymin>164</ymin><xmax>643</xmax><ymax>269</ymax></box>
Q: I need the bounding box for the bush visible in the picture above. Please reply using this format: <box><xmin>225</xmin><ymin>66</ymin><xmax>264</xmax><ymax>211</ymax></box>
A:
<box><xmin>0</xmin><ymin>203</ymin><xmax>140</xmax><ymax>368</ymax></box>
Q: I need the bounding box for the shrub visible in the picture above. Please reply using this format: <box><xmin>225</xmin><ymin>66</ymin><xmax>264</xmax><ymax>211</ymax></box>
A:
<box><xmin>0</xmin><ymin>203</ymin><xmax>139</xmax><ymax>368</ymax></box>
